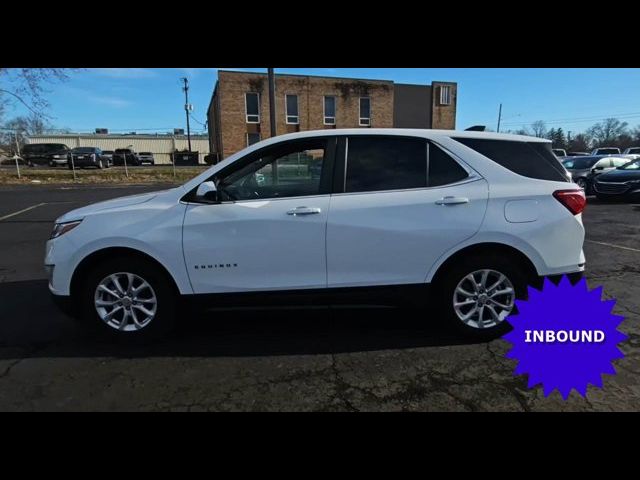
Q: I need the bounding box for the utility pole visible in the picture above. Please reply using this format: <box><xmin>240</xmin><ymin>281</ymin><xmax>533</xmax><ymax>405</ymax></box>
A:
<box><xmin>497</xmin><ymin>103</ymin><xmax>503</xmax><ymax>133</ymax></box>
<box><xmin>568</xmin><ymin>131</ymin><xmax>572</xmax><ymax>147</ymax></box>
<box><xmin>181</xmin><ymin>77</ymin><xmax>192</xmax><ymax>152</ymax></box>
<box><xmin>268</xmin><ymin>68</ymin><xmax>276</xmax><ymax>138</ymax></box>
<box><xmin>14</xmin><ymin>132</ymin><xmax>21</xmax><ymax>179</ymax></box>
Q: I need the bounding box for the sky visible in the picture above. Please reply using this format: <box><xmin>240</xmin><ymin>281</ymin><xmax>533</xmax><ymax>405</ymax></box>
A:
<box><xmin>3</xmin><ymin>68</ymin><xmax>640</xmax><ymax>135</ymax></box>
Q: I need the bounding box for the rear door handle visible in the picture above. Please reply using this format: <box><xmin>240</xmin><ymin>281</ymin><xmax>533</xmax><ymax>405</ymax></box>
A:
<box><xmin>436</xmin><ymin>196</ymin><xmax>470</xmax><ymax>206</ymax></box>
<box><xmin>287</xmin><ymin>207</ymin><xmax>322</xmax><ymax>216</ymax></box>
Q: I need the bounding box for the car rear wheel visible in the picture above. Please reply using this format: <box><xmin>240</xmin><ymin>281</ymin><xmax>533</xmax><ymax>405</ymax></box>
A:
<box><xmin>80</xmin><ymin>256</ymin><xmax>176</xmax><ymax>341</ymax></box>
<box><xmin>437</xmin><ymin>253</ymin><xmax>528</xmax><ymax>339</ymax></box>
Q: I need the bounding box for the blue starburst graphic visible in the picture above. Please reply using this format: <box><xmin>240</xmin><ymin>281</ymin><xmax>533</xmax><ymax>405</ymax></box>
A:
<box><xmin>503</xmin><ymin>276</ymin><xmax>627</xmax><ymax>400</ymax></box>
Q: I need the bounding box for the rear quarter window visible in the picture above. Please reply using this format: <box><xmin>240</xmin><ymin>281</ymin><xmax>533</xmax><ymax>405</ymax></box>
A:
<box><xmin>453</xmin><ymin>138</ymin><xmax>568</xmax><ymax>182</ymax></box>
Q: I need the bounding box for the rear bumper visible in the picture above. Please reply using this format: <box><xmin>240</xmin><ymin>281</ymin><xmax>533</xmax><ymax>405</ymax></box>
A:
<box><xmin>532</xmin><ymin>270</ymin><xmax>584</xmax><ymax>289</ymax></box>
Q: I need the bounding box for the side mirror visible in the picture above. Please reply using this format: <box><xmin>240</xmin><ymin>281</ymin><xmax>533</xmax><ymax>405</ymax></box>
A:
<box><xmin>195</xmin><ymin>181</ymin><xmax>218</xmax><ymax>202</ymax></box>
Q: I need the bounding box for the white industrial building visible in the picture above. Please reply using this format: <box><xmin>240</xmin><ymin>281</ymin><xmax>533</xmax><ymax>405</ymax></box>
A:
<box><xmin>26</xmin><ymin>133</ymin><xmax>210</xmax><ymax>165</ymax></box>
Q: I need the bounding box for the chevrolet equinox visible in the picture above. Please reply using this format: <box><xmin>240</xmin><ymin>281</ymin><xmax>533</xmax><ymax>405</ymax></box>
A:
<box><xmin>45</xmin><ymin>129</ymin><xmax>586</xmax><ymax>340</ymax></box>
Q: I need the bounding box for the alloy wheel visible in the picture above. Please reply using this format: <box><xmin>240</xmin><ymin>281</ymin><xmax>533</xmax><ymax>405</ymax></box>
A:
<box><xmin>453</xmin><ymin>269</ymin><xmax>515</xmax><ymax>329</ymax></box>
<box><xmin>94</xmin><ymin>272</ymin><xmax>158</xmax><ymax>332</ymax></box>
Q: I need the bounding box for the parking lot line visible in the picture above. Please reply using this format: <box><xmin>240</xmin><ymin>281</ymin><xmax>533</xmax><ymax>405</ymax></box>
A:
<box><xmin>0</xmin><ymin>203</ymin><xmax>47</xmax><ymax>222</ymax></box>
<box><xmin>585</xmin><ymin>239</ymin><xmax>640</xmax><ymax>253</ymax></box>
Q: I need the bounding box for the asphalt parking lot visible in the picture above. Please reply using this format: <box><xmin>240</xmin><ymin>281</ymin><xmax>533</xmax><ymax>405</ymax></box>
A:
<box><xmin>0</xmin><ymin>184</ymin><xmax>639</xmax><ymax>411</ymax></box>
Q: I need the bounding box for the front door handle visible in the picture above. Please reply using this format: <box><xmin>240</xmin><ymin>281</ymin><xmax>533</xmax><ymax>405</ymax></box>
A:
<box><xmin>436</xmin><ymin>196</ymin><xmax>470</xmax><ymax>206</ymax></box>
<box><xmin>287</xmin><ymin>207</ymin><xmax>322</xmax><ymax>216</ymax></box>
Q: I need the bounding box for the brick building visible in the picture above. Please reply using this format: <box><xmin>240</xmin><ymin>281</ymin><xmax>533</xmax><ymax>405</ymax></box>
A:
<box><xmin>207</xmin><ymin>70</ymin><xmax>457</xmax><ymax>160</ymax></box>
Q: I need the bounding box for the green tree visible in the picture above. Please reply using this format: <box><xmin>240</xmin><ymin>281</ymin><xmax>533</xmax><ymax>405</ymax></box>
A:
<box><xmin>569</xmin><ymin>133</ymin><xmax>591</xmax><ymax>152</ymax></box>
<box><xmin>554</xmin><ymin>128</ymin><xmax>568</xmax><ymax>149</ymax></box>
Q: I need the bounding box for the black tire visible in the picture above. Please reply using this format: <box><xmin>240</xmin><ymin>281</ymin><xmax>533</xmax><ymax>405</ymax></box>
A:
<box><xmin>79</xmin><ymin>256</ymin><xmax>177</xmax><ymax>342</ymax></box>
<box><xmin>595</xmin><ymin>194</ymin><xmax>610</xmax><ymax>202</ymax></box>
<box><xmin>97</xmin><ymin>159</ymin><xmax>103</xmax><ymax>169</ymax></box>
<box><xmin>435</xmin><ymin>252</ymin><xmax>529</xmax><ymax>340</ymax></box>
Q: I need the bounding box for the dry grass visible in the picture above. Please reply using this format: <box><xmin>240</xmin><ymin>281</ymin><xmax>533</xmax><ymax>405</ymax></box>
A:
<box><xmin>0</xmin><ymin>166</ymin><xmax>209</xmax><ymax>185</ymax></box>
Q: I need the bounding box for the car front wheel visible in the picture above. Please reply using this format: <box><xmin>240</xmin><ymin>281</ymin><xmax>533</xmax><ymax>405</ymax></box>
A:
<box><xmin>80</xmin><ymin>256</ymin><xmax>176</xmax><ymax>341</ymax></box>
<box><xmin>437</xmin><ymin>253</ymin><xmax>528</xmax><ymax>339</ymax></box>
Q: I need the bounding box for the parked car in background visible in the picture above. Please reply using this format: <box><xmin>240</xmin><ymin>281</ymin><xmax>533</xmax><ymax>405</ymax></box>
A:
<box><xmin>69</xmin><ymin>147</ymin><xmax>110</xmax><ymax>169</ymax></box>
<box><xmin>552</xmin><ymin>149</ymin><xmax>567</xmax><ymax>157</ymax></box>
<box><xmin>22</xmin><ymin>143</ymin><xmax>70</xmax><ymax>167</ymax></box>
<box><xmin>138</xmin><ymin>152</ymin><xmax>155</xmax><ymax>165</ymax></box>
<box><xmin>593</xmin><ymin>157</ymin><xmax>640</xmax><ymax>201</ymax></box>
<box><xmin>112</xmin><ymin>148</ymin><xmax>141</xmax><ymax>166</ymax></box>
<box><xmin>567</xmin><ymin>151</ymin><xmax>590</xmax><ymax>156</ymax></box>
<box><xmin>562</xmin><ymin>155</ymin><xmax>629</xmax><ymax>193</ymax></box>
<box><xmin>584</xmin><ymin>157</ymin><xmax>632</xmax><ymax>194</ymax></box>
<box><xmin>591</xmin><ymin>147</ymin><xmax>620</xmax><ymax>155</ymax></box>
<box><xmin>623</xmin><ymin>147</ymin><xmax>640</xmax><ymax>155</ymax></box>
<box><xmin>46</xmin><ymin>129</ymin><xmax>585</xmax><ymax>342</ymax></box>
<box><xmin>102</xmin><ymin>150</ymin><xmax>115</xmax><ymax>164</ymax></box>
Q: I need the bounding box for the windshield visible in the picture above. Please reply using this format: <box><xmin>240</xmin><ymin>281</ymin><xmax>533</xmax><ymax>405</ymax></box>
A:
<box><xmin>72</xmin><ymin>147</ymin><xmax>96</xmax><ymax>153</ymax></box>
<box><xmin>562</xmin><ymin>157</ymin><xmax>599</xmax><ymax>169</ymax></box>
<box><xmin>619</xmin><ymin>159</ymin><xmax>640</xmax><ymax>170</ymax></box>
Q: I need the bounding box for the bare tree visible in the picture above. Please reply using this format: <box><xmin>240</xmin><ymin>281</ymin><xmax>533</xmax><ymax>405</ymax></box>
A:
<box><xmin>0</xmin><ymin>114</ymin><xmax>52</xmax><ymax>148</ymax></box>
<box><xmin>531</xmin><ymin>120</ymin><xmax>547</xmax><ymax>138</ymax></box>
<box><xmin>0</xmin><ymin>68</ymin><xmax>76</xmax><ymax>120</ymax></box>
<box><xmin>586</xmin><ymin>118</ymin><xmax>628</xmax><ymax>147</ymax></box>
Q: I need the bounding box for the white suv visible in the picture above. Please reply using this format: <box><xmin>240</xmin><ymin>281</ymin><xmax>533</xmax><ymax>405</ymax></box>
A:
<box><xmin>45</xmin><ymin>129</ymin><xmax>586</xmax><ymax>340</ymax></box>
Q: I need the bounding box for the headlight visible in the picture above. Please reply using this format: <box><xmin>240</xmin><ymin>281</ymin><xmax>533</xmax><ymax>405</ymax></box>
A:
<box><xmin>50</xmin><ymin>220</ymin><xmax>82</xmax><ymax>239</ymax></box>
<box><xmin>53</xmin><ymin>155</ymin><xmax>63</xmax><ymax>159</ymax></box>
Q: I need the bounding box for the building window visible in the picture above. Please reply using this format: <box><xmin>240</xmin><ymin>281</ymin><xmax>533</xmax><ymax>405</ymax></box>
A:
<box><xmin>324</xmin><ymin>96</ymin><xmax>336</xmax><ymax>125</ymax></box>
<box><xmin>245</xmin><ymin>93</ymin><xmax>260</xmax><ymax>123</ymax></box>
<box><xmin>359</xmin><ymin>97</ymin><xmax>371</xmax><ymax>126</ymax></box>
<box><xmin>247</xmin><ymin>132</ymin><xmax>260</xmax><ymax>147</ymax></box>
<box><xmin>439</xmin><ymin>86</ymin><xmax>451</xmax><ymax>106</ymax></box>
<box><xmin>285</xmin><ymin>94</ymin><xmax>299</xmax><ymax>124</ymax></box>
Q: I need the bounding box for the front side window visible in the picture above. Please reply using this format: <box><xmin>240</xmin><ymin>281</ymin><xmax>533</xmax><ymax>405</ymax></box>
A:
<box><xmin>359</xmin><ymin>97</ymin><xmax>371</xmax><ymax>126</ymax></box>
<box><xmin>324</xmin><ymin>96</ymin><xmax>336</xmax><ymax>125</ymax></box>
<box><xmin>620</xmin><ymin>159</ymin><xmax>640</xmax><ymax>170</ymax></box>
<box><xmin>285</xmin><ymin>94</ymin><xmax>299</xmax><ymax>124</ymax></box>
<box><xmin>217</xmin><ymin>140</ymin><xmax>326</xmax><ymax>201</ymax></box>
<box><xmin>345</xmin><ymin>136</ymin><xmax>426</xmax><ymax>193</ymax></box>
<box><xmin>613</xmin><ymin>158</ymin><xmax>631</xmax><ymax>167</ymax></box>
<box><xmin>245</xmin><ymin>92</ymin><xmax>260</xmax><ymax>123</ymax></box>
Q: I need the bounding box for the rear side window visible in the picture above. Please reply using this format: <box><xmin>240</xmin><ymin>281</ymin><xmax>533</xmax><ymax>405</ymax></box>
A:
<box><xmin>428</xmin><ymin>143</ymin><xmax>468</xmax><ymax>187</ymax></box>
<box><xmin>346</xmin><ymin>136</ymin><xmax>427</xmax><ymax>193</ymax></box>
<box><xmin>454</xmin><ymin>138</ymin><xmax>568</xmax><ymax>182</ymax></box>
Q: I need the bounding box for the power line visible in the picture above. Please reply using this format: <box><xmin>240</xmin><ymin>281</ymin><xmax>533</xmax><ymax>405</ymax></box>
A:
<box><xmin>499</xmin><ymin>111</ymin><xmax>640</xmax><ymax>128</ymax></box>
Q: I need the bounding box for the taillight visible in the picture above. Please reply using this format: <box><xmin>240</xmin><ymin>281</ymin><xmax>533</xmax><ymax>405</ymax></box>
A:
<box><xmin>553</xmin><ymin>189</ymin><xmax>586</xmax><ymax>215</ymax></box>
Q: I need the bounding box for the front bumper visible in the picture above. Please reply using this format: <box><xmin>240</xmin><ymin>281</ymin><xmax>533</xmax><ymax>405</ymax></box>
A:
<box><xmin>50</xmin><ymin>292</ymin><xmax>78</xmax><ymax>319</ymax></box>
